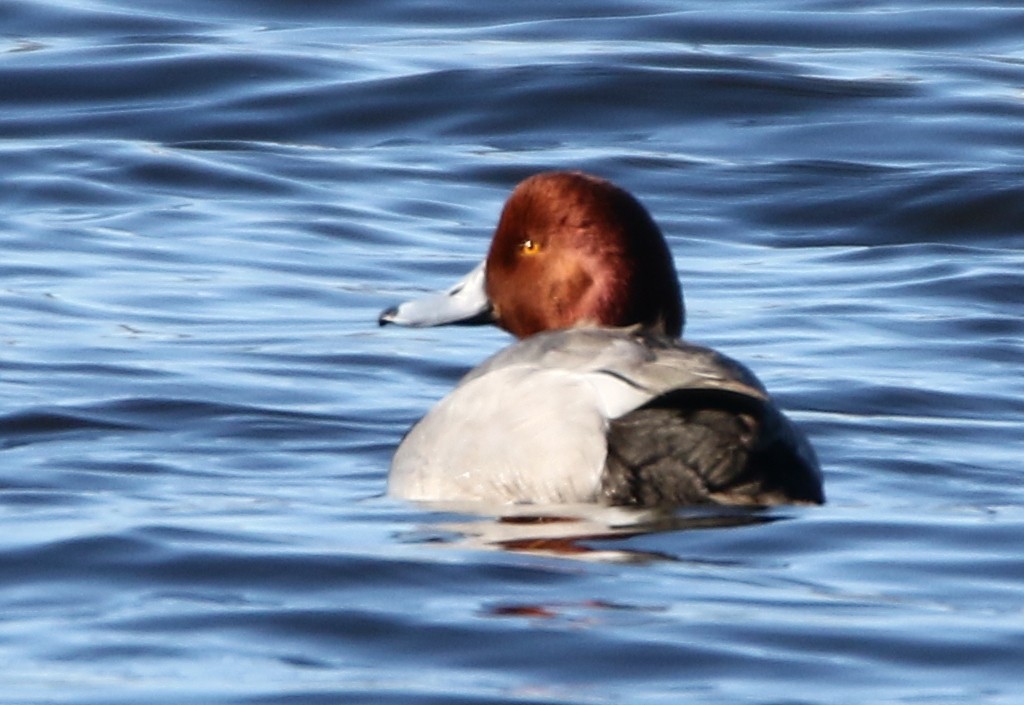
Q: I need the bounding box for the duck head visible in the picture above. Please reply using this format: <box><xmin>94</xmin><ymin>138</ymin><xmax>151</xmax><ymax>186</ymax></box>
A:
<box><xmin>380</xmin><ymin>171</ymin><xmax>685</xmax><ymax>338</ymax></box>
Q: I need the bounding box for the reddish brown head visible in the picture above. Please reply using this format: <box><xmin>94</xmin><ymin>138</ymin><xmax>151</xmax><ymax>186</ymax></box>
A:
<box><xmin>484</xmin><ymin>172</ymin><xmax>684</xmax><ymax>339</ymax></box>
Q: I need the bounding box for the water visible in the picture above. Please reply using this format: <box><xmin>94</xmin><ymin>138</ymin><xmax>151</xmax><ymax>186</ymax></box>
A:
<box><xmin>2</xmin><ymin>1</ymin><xmax>1023</xmax><ymax>703</ymax></box>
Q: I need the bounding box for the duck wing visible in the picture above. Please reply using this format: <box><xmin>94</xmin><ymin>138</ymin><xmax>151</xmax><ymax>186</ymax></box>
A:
<box><xmin>592</xmin><ymin>332</ymin><xmax>823</xmax><ymax>507</ymax></box>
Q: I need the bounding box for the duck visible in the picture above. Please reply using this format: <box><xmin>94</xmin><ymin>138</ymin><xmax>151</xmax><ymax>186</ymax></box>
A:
<box><xmin>379</xmin><ymin>171</ymin><xmax>824</xmax><ymax>507</ymax></box>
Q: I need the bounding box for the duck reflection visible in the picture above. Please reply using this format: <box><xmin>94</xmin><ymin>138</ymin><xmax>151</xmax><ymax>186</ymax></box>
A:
<box><xmin>401</xmin><ymin>501</ymin><xmax>781</xmax><ymax>563</ymax></box>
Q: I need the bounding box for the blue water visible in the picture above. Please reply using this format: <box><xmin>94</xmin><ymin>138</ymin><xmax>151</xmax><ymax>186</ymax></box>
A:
<box><xmin>2</xmin><ymin>1</ymin><xmax>1023</xmax><ymax>703</ymax></box>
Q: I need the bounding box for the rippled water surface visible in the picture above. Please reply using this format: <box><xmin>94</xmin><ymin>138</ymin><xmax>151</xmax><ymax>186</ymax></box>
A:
<box><xmin>2</xmin><ymin>1</ymin><xmax>1023</xmax><ymax>703</ymax></box>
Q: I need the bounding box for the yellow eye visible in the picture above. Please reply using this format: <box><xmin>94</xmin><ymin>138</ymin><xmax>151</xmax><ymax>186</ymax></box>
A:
<box><xmin>520</xmin><ymin>239</ymin><xmax>540</xmax><ymax>255</ymax></box>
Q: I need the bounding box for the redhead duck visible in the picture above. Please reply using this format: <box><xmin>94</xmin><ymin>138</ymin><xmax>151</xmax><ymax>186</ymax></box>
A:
<box><xmin>379</xmin><ymin>171</ymin><xmax>824</xmax><ymax>507</ymax></box>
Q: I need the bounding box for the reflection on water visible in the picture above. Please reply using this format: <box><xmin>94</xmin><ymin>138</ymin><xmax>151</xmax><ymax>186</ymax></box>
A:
<box><xmin>404</xmin><ymin>502</ymin><xmax>781</xmax><ymax>562</ymax></box>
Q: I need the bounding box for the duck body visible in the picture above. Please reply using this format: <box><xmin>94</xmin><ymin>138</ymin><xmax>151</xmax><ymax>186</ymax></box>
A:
<box><xmin>388</xmin><ymin>327</ymin><xmax>823</xmax><ymax>506</ymax></box>
<box><xmin>380</xmin><ymin>171</ymin><xmax>824</xmax><ymax>508</ymax></box>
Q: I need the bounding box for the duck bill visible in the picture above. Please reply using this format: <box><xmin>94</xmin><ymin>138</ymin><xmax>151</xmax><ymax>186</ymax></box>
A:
<box><xmin>379</xmin><ymin>261</ymin><xmax>495</xmax><ymax>328</ymax></box>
